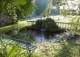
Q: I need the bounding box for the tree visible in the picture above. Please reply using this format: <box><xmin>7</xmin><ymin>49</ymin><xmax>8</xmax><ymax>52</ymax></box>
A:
<box><xmin>0</xmin><ymin>0</ymin><xmax>36</xmax><ymax>23</ymax></box>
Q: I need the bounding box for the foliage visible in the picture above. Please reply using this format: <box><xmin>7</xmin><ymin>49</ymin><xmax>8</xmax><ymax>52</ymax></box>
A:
<box><xmin>70</xmin><ymin>16</ymin><xmax>80</xmax><ymax>34</ymax></box>
<box><xmin>54</xmin><ymin>40</ymin><xmax>80</xmax><ymax>57</ymax></box>
<box><xmin>16</xmin><ymin>0</ymin><xmax>27</xmax><ymax>5</ymax></box>
<box><xmin>19</xmin><ymin>0</ymin><xmax>36</xmax><ymax>17</ymax></box>
<box><xmin>0</xmin><ymin>0</ymin><xmax>36</xmax><ymax>23</ymax></box>
<box><xmin>0</xmin><ymin>0</ymin><xmax>18</xmax><ymax>23</ymax></box>
<box><xmin>60</xmin><ymin>9</ymin><xmax>77</xmax><ymax>16</ymax></box>
<box><xmin>60</xmin><ymin>9</ymin><xmax>70</xmax><ymax>16</ymax></box>
<box><xmin>35</xmin><ymin>18</ymin><xmax>59</xmax><ymax>32</ymax></box>
<box><xmin>52</xmin><ymin>0</ymin><xmax>62</xmax><ymax>5</ymax></box>
<box><xmin>0</xmin><ymin>35</ymin><xmax>79</xmax><ymax>57</ymax></box>
<box><xmin>0</xmin><ymin>1</ymin><xmax>4</xmax><ymax>14</ymax></box>
<box><xmin>0</xmin><ymin>38</ymin><xmax>28</xmax><ymax>57</ymax></box>
<box><xmin>60</xmin><ymin>1</ymin><xmax>80</xmax><ymax>34</ymax></box>
<box><xmin>35</xmin><ymin>20</ymin><xmax>42</xmax><ymax>30</ymax></box>
<box><xmin>45</xmin><ymin>18</ymin><xmax>59</xmax><ymax>32</ymax></box>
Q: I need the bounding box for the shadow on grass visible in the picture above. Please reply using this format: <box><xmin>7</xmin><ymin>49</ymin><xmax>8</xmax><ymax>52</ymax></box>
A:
<box><xmin>0</xmin><ymin>22</ymin><xmax>27</xmax><ymax>34</ymax></box>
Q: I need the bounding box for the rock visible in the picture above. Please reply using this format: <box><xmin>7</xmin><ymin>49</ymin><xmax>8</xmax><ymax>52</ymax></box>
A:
<box><xmin>64</xmin><ymin>31</ymin><xmax>72</xmax><ymax>39</ymax></box>
<box><xmin>0</xmin><ymin>15</ymin><xmax>13</xmax><ymax>26</ymax></box>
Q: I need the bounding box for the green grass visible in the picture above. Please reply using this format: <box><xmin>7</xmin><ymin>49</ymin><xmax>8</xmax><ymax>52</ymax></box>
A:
<box><xmin>0</xmin><ymin>17</ymin><xmax>80</xmax><ymax>57</ymax></box>
<box><xmin>0</xmin><ymin>27</ymin><xmax>80</xmax><ymax>57</ymax></box>
<box><xmin>0</xmin><ymin>21</ymin><xmax>27</xmax><ymax>34</ymax></box>
<box><xmin>0</xmin><ymin>34</ymin><xmax>80</xmax><ymax>57</ymax></box>
<box><xmin>32</xmin><ymin>40</ymin><xmax>80</xmax><ymax>57</ymax></box>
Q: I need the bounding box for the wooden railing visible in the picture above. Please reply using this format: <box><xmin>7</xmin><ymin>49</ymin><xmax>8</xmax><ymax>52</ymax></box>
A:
<box><xmin>27</xmin><ymin>20</ymin><xmax>36</xmax><ymax>26</ymax></box>
<box><xmin>27</xmin><ymin>20</ymin><xmax>72</xmax><ymax>30</ymax></box>
<box><xmin>56</xmin><ymin>22</ymin><xmax>72</xmax><ymax>30</ymax></box>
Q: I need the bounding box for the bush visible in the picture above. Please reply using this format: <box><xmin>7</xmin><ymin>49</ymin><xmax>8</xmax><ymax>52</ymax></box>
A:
<box><xmin>35</xmin><ymin>18</ymin><xmax>59</xmax><ymax>32</ymax></box>
<box><xmin>45</xmin><ymin>18</ymin><xmax>59</xmax><ymax>32</ymax></box>
<box><xmin>35</xmin><ymin>20</ymin><xmax>42</xmax><ymax>30</ymax></box>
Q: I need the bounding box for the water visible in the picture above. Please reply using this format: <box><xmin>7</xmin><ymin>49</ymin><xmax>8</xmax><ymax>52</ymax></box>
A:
<box><xmin>40</xmin><ymin>20</ymin><xmax>46</xmax><ymax>32</ymax></box>
<box><xmin>25</xmin><ymin>30</ymin><xmax>61</xmax><ymax>43</ymax></box>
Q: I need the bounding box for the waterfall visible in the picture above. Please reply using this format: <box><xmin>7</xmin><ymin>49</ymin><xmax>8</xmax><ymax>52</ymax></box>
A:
<box><xmin>40</xmin><ymin>20</ymin><xmax>46</xmax><ymax>32</ymax></box>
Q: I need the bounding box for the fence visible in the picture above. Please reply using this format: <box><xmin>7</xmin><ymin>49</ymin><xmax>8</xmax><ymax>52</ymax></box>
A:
<box><xmin>56</xmin><ymin>22</ymin><xmax>72</xmax><ymax>30</ymax></box>
<box><xmin>27</xmin><ymin>20</ymin><xmax>72</xmax><ymax>30</ymax></box>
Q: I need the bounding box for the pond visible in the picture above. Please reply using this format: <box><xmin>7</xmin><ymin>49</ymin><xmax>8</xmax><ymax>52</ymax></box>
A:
<box><xmin>23</xmin><ymin>30</ymin><xmax>62</xmax><ymax>43</ymax></box>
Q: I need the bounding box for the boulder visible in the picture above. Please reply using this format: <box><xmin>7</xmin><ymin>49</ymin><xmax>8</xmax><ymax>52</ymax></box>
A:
<box><xmin>0</xmin><ymin>15</ymin><xmax>13</xmax><ymax>26</ymax></box>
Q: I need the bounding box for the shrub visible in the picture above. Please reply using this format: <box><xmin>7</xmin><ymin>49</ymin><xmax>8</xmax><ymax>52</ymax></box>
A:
<box><xmin>35</xmin><ymin>18</ymin><xmax>59</xmax><ymax>32</ymax></box>
<box><xmin>70</xmin><ymin>16</ymin><xmax>80</xmax><ymax>34</ymax></box>
<box><xmin>35</xmin><ymin>20</ymin><xmax>42</xmax><ymax>30</ymax></box>
<box><xmin>45</xmin><ymin>18</ymin><xmax>59</xmax><ymax>32</ymax></box>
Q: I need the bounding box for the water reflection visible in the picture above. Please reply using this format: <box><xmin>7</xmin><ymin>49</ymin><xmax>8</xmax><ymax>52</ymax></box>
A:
<box><xmin>26</xmin><ymin>31</ymin><xmax>61</xmax><ymax>43</ymax></box>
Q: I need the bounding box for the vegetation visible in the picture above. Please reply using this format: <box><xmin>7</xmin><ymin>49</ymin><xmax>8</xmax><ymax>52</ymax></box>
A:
<box><xmin>52</xmin><ymin>0</ymin><xmax>62</xmax><ymax>5</ymax></box>
<box><xmin>0</xmin><ymin>20</ymin><xmax>27</xmax><ymax>34</ymax></box>
<box><xmin>0</xmin><ymin>0</ymin><xmax>36</xmax><ymax>24</ymax></box>
<box><xmin>0</xmin><ymin>0</ymin><xmax>80</xmax><ymax>57</ymax></box>
<box><xmin>0</xmin><ymin>35</ymin><xmax>80</xmax><ymax>57</ymax></box>
<box><xmin>0</xmin><ymin>37</ymin><xmax>28</xmax><ymax>57</ymax></box>
<box><xmin>35</xmin><ymin>18</ymin><xmax>59</xmax><ymax>32</ymax></box>
<box><xmin>60</xmin><ymin>0</ymin><xmax>80</xmax><ymax>35</ymax></box>
<box><xmin>35</xmin><ymin>20</ymin><xmax>42</xmax><ymax>30</ymax></box>
<box><xmin>33</xmin><ymin>40</ymin><xmax>80</xmax><ymax>57</ymax></box>
<box><xmin>70</xmin><ymin>16</ymin><xmax>80</xmax><ymax>34</ymax></box>
<box><xmin>45</xmin><ymin>18</ymin><xmax>59</xmax><ymax>32</ymax></box>
<box><xmin>0</xmin><ymin>19</ymin><xmax>80</xmax><ymax>57</ymax></box>
<box><xmin>0</xmin><ymin>0</ymin><xmax>35</xmax><ymax>15</ymax></box>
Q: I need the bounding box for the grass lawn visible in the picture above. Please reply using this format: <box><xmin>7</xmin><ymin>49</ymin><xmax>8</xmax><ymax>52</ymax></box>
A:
<box><xmin>0</xmin><ymin>20</ymin><xmax>27</xmax><ymax>34</ymax></box>
<box><xmin>0</xmin><ymin>33</ymin><xmax>80</xmax><ymax>57</ymax></box>
<box><xmin>0</xmin><ymin>17</ymin><xmax>80</xmax><ymax>57</ymax></box>
<box><xmin>32</xmin><ymin>40</ymin><xmax>80</xmax><ymax>57</ymax></box>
